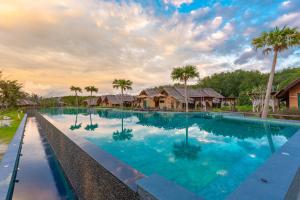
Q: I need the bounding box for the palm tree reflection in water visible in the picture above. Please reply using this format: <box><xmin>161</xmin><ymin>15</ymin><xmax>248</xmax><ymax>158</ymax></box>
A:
<box><xmin>113</xmin><ymin>115</ymin><xmax>133</xmax><ymax>141</ymax></box>
<box><xmin>85</xmin><ymin>109</ymin><xmax>98</xmax><ymax>131</ymax></box>
<box><xmin>70</xmin><ymin>109</ymin><xmax>82</xmax><ymax>130</ymax></box>
<box><xmin>173</xmin><ymin>115</ymin><xmax>201</xmax><ymax>160</ymax></box>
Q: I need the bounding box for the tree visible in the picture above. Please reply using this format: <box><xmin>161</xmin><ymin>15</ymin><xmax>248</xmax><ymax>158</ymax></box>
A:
<box><xmin>112</xmin><ymin>79</ymin><xmax>132</xmax><ymax>109</ymax></box>
<box><xmin>252</xmin><ymin>26</ymin><xmax>300</xmax><ymax>118</ymax></box>
<box><xmin>70</xmin><ymin>86</ymin><xmax>82</xmax><ymax>107</ymax></box>
<box><xmin>0</xmin><ymin>79</ymin><xmax>23</xmax><ymax>108</ymax></box>
<box><xmin>85</xmin><ymin>86</ymin><xmax>98</xmax><ymax>98</ymax></box>
<box><xmin>171</xmin><ymin>65</ymin><xmax>199</xmax><ymax>112</ymax></box>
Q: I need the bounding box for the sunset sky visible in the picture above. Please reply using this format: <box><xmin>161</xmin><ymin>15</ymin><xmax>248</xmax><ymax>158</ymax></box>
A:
<box><xmin>0</xmin><ymin>0</ymin><xmax>300</xmax><ymax>96</ymax></box>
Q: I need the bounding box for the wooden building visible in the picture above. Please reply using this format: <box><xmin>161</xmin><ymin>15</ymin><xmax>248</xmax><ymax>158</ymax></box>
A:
<box><xmin>276</xmin><ymin>78</ymin><xmax>300</xmax><ymax>110</ymax></box>
<box><xmin>17</xmin><ymin>99</ymin><xmax>38</xmax><ymax>107</ymax></box>
<box><xmin>137</xmin><ymin>86</ymin><xmax>228</xmax><ymax>111</ymax></box>
<box><xmin>102</xmin><ymin>94</ymin><xmax>136</xmax><ymax>107</ymax></box>
<box><xmin>137</xmin><ymin>88</ymin><xmax>165</xmax><ymax>109</ymax></box>
<box><xmin>83</xmin><ymin>97</ymin><xmax>102</xmax><ymax>107</ymax></box>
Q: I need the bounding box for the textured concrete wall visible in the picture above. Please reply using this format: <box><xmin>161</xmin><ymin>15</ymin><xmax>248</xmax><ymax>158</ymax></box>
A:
<box><xmin>35</xmin><ymin>113</ymin><xmax>140</xmax><ymax>200</ymax></box>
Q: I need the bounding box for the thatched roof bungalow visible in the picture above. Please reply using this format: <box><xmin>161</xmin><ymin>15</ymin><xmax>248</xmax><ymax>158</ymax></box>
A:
<box><xmin>17</xmin><ymin>99</ymin><xmax>38</xmax><ymax>107</ymax></box>
<box><xmin>102</xmin><ymin>94</ymin><xmax>136</xmax><ymax>107</ymax></box>
<box><xmin>276</xmin><ymin>78</ymin><xmax>300</xmax><ymax>110</ymax></box>
<box><xmin>137</xmin><ymin>88</ymin><xmax>165</xmax><ymax>109</ymax></box>
<box><xmin>83</xmin><ymin>97</ymin><xmax>101</xmax><ymax>107</ymax></box>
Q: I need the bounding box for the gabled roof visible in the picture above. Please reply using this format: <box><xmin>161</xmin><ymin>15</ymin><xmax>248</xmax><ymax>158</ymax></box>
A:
<box><xmin>115</xmin><ymin>94</ymin><xmax>136</xmax><ymax>102</ymax></box>
<box><xmin>163</xmin><ymin>86</ymin><xmax>194</xmax><ymax>103</ymax></box>
<box><xmin>276</xmin><ymin>78</ymin><xmax>300</xmax><ymax>98</ymax></box>
<box><xmin>140</xmin><ymin>88</ymin><xmax>161</xmax><ymax>97</ymax></box>
<box><xmin>104</xmin><ymin>94</ymin><xmax>136</xmax><ymax>104</ymax></box>
<box><xmin>201</xmin><ymin>88</ymin><xmax>224</xmax><ymax>98</ymax></box>
<box><xmin>83</xmin><ymin>97</ymin><xmax>100</xmax><ymax>106</ymax></box>
<box><xmin>105</xmin><ymin>95</ymin><xmax>122</xmax><ymax>105</ymax></box>
<box><xmin>17</xmin><ymin>99</ymin><xmax>37</xmax><ymax>106</ymax></box>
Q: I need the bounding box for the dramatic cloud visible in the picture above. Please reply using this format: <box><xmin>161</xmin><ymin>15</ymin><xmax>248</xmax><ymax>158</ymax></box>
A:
<box><xmin>0</xmin><ymin>0</ymin><xmax>299</xmax><ymax>96</ymax></box>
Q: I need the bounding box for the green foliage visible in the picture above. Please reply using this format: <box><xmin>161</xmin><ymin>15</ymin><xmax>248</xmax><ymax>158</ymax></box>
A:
<box><xmin>171</xmin><ymin>65</ymin><xmax>199</xmax><ymax>83</ymax></box>
<box><xmin>197</xmin><ymin>70</ymin><xmax>267</xmax><ymax>103</ymax></box>
<box><xmin>40</xmin><ymin>96</ymin><xmax>88</xmax><ymax>107</ymax></box>
<box><xmin>197</xmin><ymin>67</ymin><xmax>300</xmax><ymax>105</ymax></box>
<box><xmin>70</xmin><ymin>86</ymin><xmax>82</xmax><ymax>94</ymax></box>
<box><xmin>273</xmin><ymin>67</ymin><xmax>300</xmax><ymax>90</ymax></box>
<box><xmin>0</xmin><ymin>79</ymin><xmax>25</xmax><ymax>107</ymax></box>
<box><xmin>85</xmin><ymin>86</ymin><xmax>98</xmax><ymax>96</ymax></box>
<box><xmin>0</xmin><ymin>110</ymin><xmax>24</xmax><ymax>143</ymax></box>
<box><xmin>112</xmin><ymin>79</ymin><xmax>133</xmax><ymax>91</ymax></box>
<box><xmin>252</xmin><ymin>26</ymin><xmax>300</xmax><ymax>54</ymax></box>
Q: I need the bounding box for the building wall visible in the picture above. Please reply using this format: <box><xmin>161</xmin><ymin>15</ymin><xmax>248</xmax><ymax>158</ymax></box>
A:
<box><xmin>289</xmin><ymin>83</ymin><xmax>300</xmax><ymax>109</ymax></box>
<box><xmin>163</xmin><ymin>96</ymin><xmax>183</xmax><ymax>110</ymax></box>
<box><xmin>139</xmin><ymin>97</ymin><xmax>156</xmax><ymax>108</ymax></box>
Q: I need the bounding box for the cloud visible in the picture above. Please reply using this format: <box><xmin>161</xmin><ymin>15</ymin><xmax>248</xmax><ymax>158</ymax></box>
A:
<box><xmin>0</xmin><ymin>0</ymin><xmax>298</xmax><ymax>96</ymax></box>
<box><xmin>271</xmin><ymin>12</ymin><xmax>300</xmax><ymax>28</ymax></box>
<box><xmin>163</xmin><ymin>0</ymin><xmax>193</xmax><ymax>7</ymax></box>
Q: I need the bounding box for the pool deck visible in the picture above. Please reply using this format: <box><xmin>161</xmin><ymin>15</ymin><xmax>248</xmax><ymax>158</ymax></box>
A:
<box><xmin>227</xmin><ymin>129</ymin><xmax>300</xmax><ymax>200</ymax></box>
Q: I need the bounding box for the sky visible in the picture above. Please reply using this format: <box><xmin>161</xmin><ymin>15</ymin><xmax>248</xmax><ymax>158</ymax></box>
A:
<box><xmin>0</xmin><ymin>0</ymin><xmax>300</xmax><ymax>97</ymax></box>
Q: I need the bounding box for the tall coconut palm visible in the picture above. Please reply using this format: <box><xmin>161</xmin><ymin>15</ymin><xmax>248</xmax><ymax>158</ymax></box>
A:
<box><xmin>112</xmin><ymin>79</ymin><xmax>132</xmax><ymax>109</ymax></box>
<box><xmin>70</xmin><ymin>86</ymin><xmax>82</xmax><ymax>107</ymax></box>
<box><xmin>85</xmin><ymin>86</ymin><xmax>98</xmax><ymax>99</ymax></box>
<box><xmin>171</xmin><ymin>65</ymin><xmax>199</xmax><ymax>112</ymax></box>
<box><xmin>252</xmin><ymin>26</ymin><xmax>300</xmax><ymax>118</ymax></box>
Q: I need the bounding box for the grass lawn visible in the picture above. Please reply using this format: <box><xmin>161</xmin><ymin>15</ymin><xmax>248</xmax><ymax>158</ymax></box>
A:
<box><xmin>0</xmin><ymin>110</ymin><xmax>24</xmax><ymax>144</ymax></box>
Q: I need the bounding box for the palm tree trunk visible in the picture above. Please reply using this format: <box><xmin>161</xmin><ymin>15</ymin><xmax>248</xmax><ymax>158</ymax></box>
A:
<box><xmin>262</xmin><ymin>50</ymin><xmax>278</xmax><ymax>119</ymax></box>
<box><xmin>75</xmin><ymin>91</ymin><xmax>78</xmax><ymax>108</ymax></box>
<box><xmin>184</xmin><ymin>80</ymin><xmax>188</xmax><ymax>112</ymax></box>
<box><xmin>121</xmin><ymin>88</ymin><xmax>124</xmax><ymax>110</ymax></box>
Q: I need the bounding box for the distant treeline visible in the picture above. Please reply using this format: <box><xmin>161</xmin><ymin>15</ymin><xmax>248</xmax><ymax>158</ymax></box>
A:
<box><xmin>41</xmin><ymin>67</ymin><xmax>300</xmax><ymax>107</ymax></box>
<box><xmin>196</xmin><ymin>67</ymin><xmax>300</xmax><ymax>105</ymax></box>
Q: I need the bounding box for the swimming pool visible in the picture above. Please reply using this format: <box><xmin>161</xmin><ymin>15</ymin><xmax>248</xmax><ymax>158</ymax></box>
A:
<box><xmin>41</xmin><ymin>108</ymin><xmax>300</xmax><ymax>199</ymax></box>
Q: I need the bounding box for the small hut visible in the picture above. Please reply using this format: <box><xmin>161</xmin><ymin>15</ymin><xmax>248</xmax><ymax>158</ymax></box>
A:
<box><xmin>83</xmin><ymin>97</ymin><xmax>101</xmax><ymax>107</ymax></box>
<box><xmin>276</xmin><ymin>78</ymin><xmax>300</xmax><ymax>110</ymax></box>
<box><xmin>137</xmin><ymin>88</ymin><xmax>164</xmax><ymax>109</ymax></box>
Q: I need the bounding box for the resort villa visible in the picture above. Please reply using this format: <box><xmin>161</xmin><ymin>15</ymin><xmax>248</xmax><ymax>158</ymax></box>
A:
<box><xmin>82</xmin><ymin>86</ymin><xmax>237</xmax><ymax>111</ymax></box>
<box><xmin>137</xmin><ymin>86</ymin><xmax>236</xmax><ymax>110</ymax></box>
<box><xmin>276</xmin><ymin>78</ymin><xmax>300</xmax><ymax>110</ymax></box>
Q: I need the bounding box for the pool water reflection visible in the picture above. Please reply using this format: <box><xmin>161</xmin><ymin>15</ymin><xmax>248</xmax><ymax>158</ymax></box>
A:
<box><xmin>41</xmin><ymin>108</ymin><xmax>300</xmax><ymax>200</ymax></box>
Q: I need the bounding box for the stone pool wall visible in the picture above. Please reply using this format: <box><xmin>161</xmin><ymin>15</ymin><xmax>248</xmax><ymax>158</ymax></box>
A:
<box><xmin>35</xmin><ymin>112</ymin><xmax>142</xmax><ymax>200</ymax></box>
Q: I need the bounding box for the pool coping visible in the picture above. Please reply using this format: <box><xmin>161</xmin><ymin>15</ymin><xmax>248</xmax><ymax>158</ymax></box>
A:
<box><xmin>227</xmin><ymin>129</ymin><xmax>300</xmax><ymax>200</ymax></box>
<box><xmin>0</xmin><ymin>114</ymin><xmax>27</xmax><ymax>200</ymax></box>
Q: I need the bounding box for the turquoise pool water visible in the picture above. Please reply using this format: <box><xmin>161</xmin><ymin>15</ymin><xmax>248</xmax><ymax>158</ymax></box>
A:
<box><xmin>41</xmin><ymin>108</ymin><xmax>300</xmax><ymax>200</ymax></box>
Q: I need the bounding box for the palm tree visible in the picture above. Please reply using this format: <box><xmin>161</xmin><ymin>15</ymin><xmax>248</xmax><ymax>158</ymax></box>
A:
<box><xmin>85</xmin><ymin>86</ymin><xmax>98</xmax><ymax>99</ymax></box>
<box><xmin>70</xmin><ymin>86</ymin><xmax>82</xmax><ymax>107</ymax></box>
<box><xmin>171</xmin><ymin>65</ymin><xmax>199</xmax><ymax>112</ymax></box>
<box><xmin>252</xmin><ymin>26</ymin><xmax>300</xmax><ymax>118</ymax></box>
<box><xmin>112</xmin><ymin>79</ymin><xmax>132</xmax><ymax>109</ymax></box>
